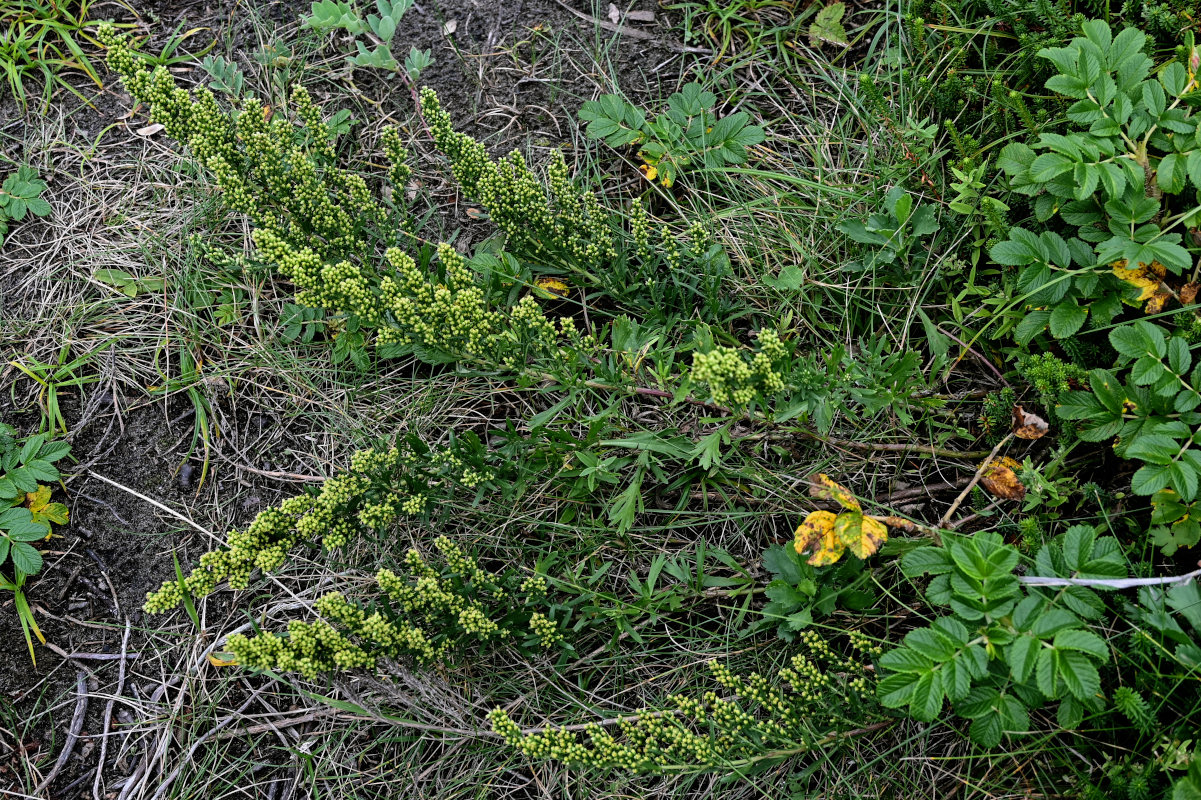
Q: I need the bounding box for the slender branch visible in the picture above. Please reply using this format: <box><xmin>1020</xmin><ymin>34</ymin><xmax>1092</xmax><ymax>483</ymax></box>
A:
<box><xmin>1019</xmin><ymin>565</ymin><xmax>1201</xmax><ymax>589</ymax></box>
<box><xmin>938</xmin><ymin>433</ymin><xmax>1013</xmax><ymax>532</ymax></box>
<box><xmin>32</xmin><ymin>671</ymin><xmax>88</xmax><ymax>798</ymax></box>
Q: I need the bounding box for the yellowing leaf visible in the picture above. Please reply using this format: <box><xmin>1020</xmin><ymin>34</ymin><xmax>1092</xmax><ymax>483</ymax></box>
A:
<box><xmin>801</xmin><ymin>519</ymin><xmax>844</xmax><ymax>567</ymax></box>
<box><xmin>833</xmin><ymin>511</ymin><xmax>888</xmax><ymax>560</ymax></box>
<box><xmin>208</xmin><ymin>652</ymin><xmax>239</xmax><ymax>667</ymax></box>
<box><xmin>26</xmin><ymin>484</ymin><xmax>68</xmax><ymax>529</ymax></box>
<box><xmin>794</xmin><ymin>510</ymin><xmax>837</xmax><ymax>556</ymax></box>
<box><xmin>534</xmin><ymin>277</ymin><xmax>571</xmax><ymax>299</ymax></box>
<box><xmin>639</xmin><ymin>163</ymin><xmax>658</xmax><ymax>182</ymax></box>
<box><xmin>807</xmin><ymin>473</ymin><xmax>860</xmax><ymax>511</ymax></box>
<box><xmin>1112</xmin><ymin>260</ymin><xmax>1167</xmax><ymax>309</ymax></box>
<box><xmin>980</xmin><ymin>456</ymin><xmax>1025</xmax><ymax>500</ymax></box>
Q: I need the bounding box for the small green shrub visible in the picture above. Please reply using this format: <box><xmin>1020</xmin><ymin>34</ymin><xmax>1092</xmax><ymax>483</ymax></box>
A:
<box><xmin>0</xmin><ymin>165</ymin><xmax>51</xmax><ymax>246</ymax></box>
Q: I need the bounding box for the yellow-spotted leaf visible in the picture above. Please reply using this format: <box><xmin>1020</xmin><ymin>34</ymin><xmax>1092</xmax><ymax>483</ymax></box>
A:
<box><xmin>534</xmin><ymin>277</ymin><xmax>571</xmax><ymax>299</ymax></box>
<box><xmin>833</xmin><ymin>511</ymin><xmax>888</xmax><ymax>560</ymax></box>
<box><xmin>802</xmin><ymin>525</ymin><xmax>844</xmax><ymax>567</ymax></box>
<box><xmin>794</xmin><ymin>510</ymin><xmax>837</xmax><ymax>558</ymax></box>
<box><xmin>807</xmin><ymin>473</ymin><xmax>860</xmax><ymax>511</ymax></box>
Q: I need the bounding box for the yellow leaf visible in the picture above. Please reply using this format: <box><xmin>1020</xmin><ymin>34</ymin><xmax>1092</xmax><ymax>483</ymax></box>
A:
<box><xmin>25</xmin><ymin>485</ymin><xmax>51</xmax><ymax>512</ymax></box>
<box><xmin>794</xmin><ymin>510</ymin><xmax>836</xmax><ymax>555</ymax></box>
<box><xmin>208</xmin><ymin>653</ymin><xmax>239</xmax><ymax>667</ymax></box>
<box><xmin>1112</xmin><ymin>260</ymin><xmax>1163</xmax><ymax>304</ymax></box>
<box><xmin>26</xmin><ymin>484</ymin><xmax>68</xmax><ymax>530</ymax></box>
<box><xmin>639</xmin><ymin>163</ymin><xmax>658</xmax><ymax>182</ymax></box>
<box><xmin>834</xmin><ymin>511</ymin><xmax>888</xmax><ymax>560</ymax></box>
<box><xmin>980</xmin><ymin>456</ymin><xmax>1025</xmax><ymax>500</ymax></box>
<box><xmin>534</xmin><ymin>277</ymin><xmax>570</xmax><ymax>299</ymax></box>
<box><xmin>807</xmin><ymin>474</ymin><xmax>860</xmax><ymax>511</ymax></box>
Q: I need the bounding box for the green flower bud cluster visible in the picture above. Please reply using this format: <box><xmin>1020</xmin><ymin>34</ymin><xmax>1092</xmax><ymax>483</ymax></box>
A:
<box><xmin>630</xmin><ymin>201</ymin><xmax>652</xmax><ymax>262</ymax></box>
<box><xmin>377</xmin><ymin>243</ymin><xmax>502</xmax><ymax>357</ymax></box>
<box><xmin>685</xmin><ymin>220</ymin><xmax>711</xmax><ymax>258</ymax></box>
<box><xmin>658</xmin><ymin>226</ymin><xmax>682</xmax><ymax>272</ymax></box>
<box><xmin>144</xmin><ymin>442</ymin><xmax>464</xmax><ymax>615</ymax></box>
<box><xmin>527</xmin><ymin>611</ymin><xmax>562</xmax><ymax>648</ymax></box>
<box><xmin>691</xmin><ymin>329</ymin><xmax>791</xmax><ymax>408</ymax></box>
<box><xmin>142</xmin><ymin>495</ymin><xmax>315</xmax><ymax>613</ymax></box>
<box><xmin>224</xmin><ymin>537</ymin><xmax>575</xmax><ymax>678</ymax></box>
<box><xmin>381</xmin><ymin>126</ymin><xmax>412</xmax><ymax>196</ymax></box>
<box><xmin>490</xmin><ymin>635</ymin><xmax>879</xmax><ymax>773</ymax></box>
<box><xmin>419</xmin><ymin>88</ymin><xmax>614</xmax><ymax>265</ymax></box>
<box><xmin>100</xmin><ymin>23</ymin><xmax>399</xmax><ymax>264</ymax></box>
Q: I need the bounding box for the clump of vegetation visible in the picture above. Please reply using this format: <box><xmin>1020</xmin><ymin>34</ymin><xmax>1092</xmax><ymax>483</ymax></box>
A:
<box><xmin>0</xmin><ymin>165</ymin><xmax>50</xmax><ymax>246</ymax></box>
<box><xmin>0</xmin><ymin>423</ymin><xmax>71</xmax><ymax>662</ymax></box>
<box><xmin>18</xmin><ymin>2</ymin><xmax>1199</xmax><ymax>796</ymax></box>
<box><xmin>0</xmin><ymin>0</ymin><xmax>99</xmax><ymax>109</ymax></box>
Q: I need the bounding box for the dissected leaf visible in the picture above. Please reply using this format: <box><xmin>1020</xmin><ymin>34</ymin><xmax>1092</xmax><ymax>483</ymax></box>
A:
<box><xmin>1012</xmin><ymin>405</ymin><xmax>1049</xmax><ymax>439</ymax></box>
<box><xmin>807</xmin><ymin>473</ymin><xmax>860</xmax><ymax>511</ymax></box>
<box><xmin>808</xmin><ymin>2</ymin><xmax>849</xmax><ymax>49</ymax></box>
<box><xmin>981</xmin><ymin>456</ymin><xmax>1026</xmax><ymax>500</ymax></box>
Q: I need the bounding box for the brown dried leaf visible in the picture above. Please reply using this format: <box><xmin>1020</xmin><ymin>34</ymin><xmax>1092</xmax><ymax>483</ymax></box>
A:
<box><xmin>980</xmin><ymin>456</ymin><xmax>1026</xmax><ymax>500</ymax></box>
<box><xmin>1012</xmin><ymin>405</ymin><xmax>1049</xmax><ymax>439</ymax></box>
<box><xmin>1181</xmin><ymin>282</ymin><xmax>1199</xmax><ymax>306</ymax></box>
<box><xmin>1146</xmin><ymin>287</ymin><xmax>1172</xmax><ymax>314</ymax></box>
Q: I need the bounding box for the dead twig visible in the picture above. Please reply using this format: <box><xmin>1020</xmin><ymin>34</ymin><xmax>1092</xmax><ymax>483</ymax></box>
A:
<box><xmin>32</xmin><ymin>671</ymin><xmax>88</xmax><ymax>798</ymax></box>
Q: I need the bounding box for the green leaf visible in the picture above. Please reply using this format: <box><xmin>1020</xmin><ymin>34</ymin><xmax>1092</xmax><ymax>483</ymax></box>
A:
<box><xmin>9</xmin><ymin>541</ymin><xmax>42</xmax><ymax>575</ymax></box>
<box><xmin>900</xmin><ymin>546</ymin><xmax>953</xmax><ymax>577</ymax></box>
<box><xmin>808</xmin><ymin>2</ymin><xmax>848</xmax><ymax>48</ymax></box>
<box><xmin>909</xmin><ymin>669</ymin><xmax>945</xmax><ymax>722</ymax></box>
<box><xmin>1055</xmin><ymin>649</ymin><xmax>1101</xmax><ymax>701</ymax></box>
<box><xmin>1031</xmin><ymin>608</ymin><xmax>1081</xmax><ymax>637</ymax></box>
<box><xmin>1049</xmin><ymin>298</ymin><xmax>1087</xmax><ymax>338</ymax></box>
<box><xmin>1053</xmin><ymin>629</ymin><xmax>1108</xmax><ymax>660</ymax></box>
<box><xmin>903</xmin><ymin>627</ymin><xmax>958</xmax><ymax>661</ymax></box>
<box><xmin>876</xmin><ymin>672</ymin><xmax>918</xmax><ymax>708</ymax></box>
<box><xmin>879</xmin><ymin>646</ymin><xmax>934</xmax><ymax>674</ymax></box>
<box><xmin>1009</xmin><ymin>635</ymin><xmax>1041</xmax><ymax>683</ymax></box>
<box><xmin>1162</xmin><ymin>62</ymin><xmax>1189</xmax><ymax>96</ymax></box>
<box><xmin>1015</xmin><ymin>310</ymin><xmax>1051</xmax><ymax>345</ymax></box>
